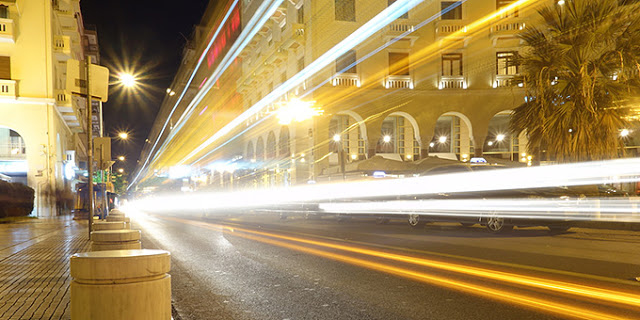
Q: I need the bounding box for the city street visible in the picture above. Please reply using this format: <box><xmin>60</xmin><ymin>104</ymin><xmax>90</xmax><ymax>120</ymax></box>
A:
<box><xmin>132</xmin><ymin>211</ymin><xmax>640</xmax><ymax>320</ymax></box>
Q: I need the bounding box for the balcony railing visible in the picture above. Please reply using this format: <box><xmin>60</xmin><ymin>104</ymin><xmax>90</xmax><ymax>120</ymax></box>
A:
<box><xmin>0</xmin><ymin>18</ymin><xmax>14</xmax><ymax>43</ymax></box>
<box><xmin>493</xmin><ymin>74</ymin><xmax>522</xmax><ymax>88</ymax></box>
<box><xmin>332</xmin><ymin>73</ymin><xmax>360</xmax><ymax>87</ymax></box>
<box><xmin>0</xmin><ymin>142</ymin><xmax>26</xmax><ymax>160</ymax></box>
<box><xmin>54</xmin><ymin>35</ymin><xmax>72</xmax><ymax>60</ymax></box>
<box><xmin>491</xmin><ymin>19</ymin><xmax>525</xmax><ymax>38</ymax></box>
<box><xmin>0</xmin><ymin>79</ymin><xmax>16</xmax><ymax>97</ymax></box>
<box><xmin>435</xmin><ymin>20</ymin><xmax>467</xmax><ymax>38</ymax></box>
<box><xmin>439</xmin><ymin>75</ymin><xmax>465</xmax><ymax>89</ymax></box>
<box><xmin>385</xmin><ymin>75</ymin><xmax>413</xmax><ymax>89</ymax></box>
<box><xmin>386</xmin><ymin>20</ymin><xmax>417</xmax><ymax>34</ymax></box>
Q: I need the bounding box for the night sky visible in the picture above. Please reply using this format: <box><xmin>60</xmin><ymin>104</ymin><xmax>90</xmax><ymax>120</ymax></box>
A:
<box><xmin>81</xmin><ymin>0</ymin><xmax>212</xmax><ymax>177</ymax></box>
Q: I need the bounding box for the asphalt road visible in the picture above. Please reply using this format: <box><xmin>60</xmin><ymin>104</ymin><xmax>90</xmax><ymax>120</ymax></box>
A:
<box><xmin>130</xmin><ymin>211</ymin><xmax>640</xmax><ymax>320</ymax></box>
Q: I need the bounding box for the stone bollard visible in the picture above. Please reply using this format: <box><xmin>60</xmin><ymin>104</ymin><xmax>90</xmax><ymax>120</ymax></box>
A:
<box><xmin>92</xmin><ymin>221</ymin><xmax>129</xmax><ymax>232</ymax></box>
<box><xmin>106</xmin><ymin>215</ymin><xmax>130</xmax><ymax>223</ymax></box>
<box><xmin>70</xmin><ymin>249</ymin><xmax>171</xmax><ymax>320</ymax></box>
<box><xmin>90</xmin><ymin>230</ymin><xmax>141</xmax><ymax>251</ymax></box>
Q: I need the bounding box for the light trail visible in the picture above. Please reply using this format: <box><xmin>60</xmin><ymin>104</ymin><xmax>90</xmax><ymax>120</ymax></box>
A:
<box><xmin>127</xmin><ymin>158</ymin><xmax>640</xmax><ymax>223</ymax></box>
<box><xmin>176</xmin><ymin>0</ymin><xmax>426</xmax><ymax>166</ymax></box>
<box><xmin>128</xmin><ymin>0</ymin><xmax>241</xmax><ymax>190</ymax></box>
<box><xmin>156</xmin><ymin>215</ymin><xmax>640</xmax><ymax>319</ymax></box>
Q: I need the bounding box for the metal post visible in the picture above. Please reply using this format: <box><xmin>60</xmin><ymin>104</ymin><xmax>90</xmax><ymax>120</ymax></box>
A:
<box><xmin>338</xmin><ymin>142</ymin><xmax>346</xmax><ymax>181</ymax></box>
<box><xmin>86</xmin><ymin>59</ymin><xmax>94</xmax><ymax>237</ymax></box>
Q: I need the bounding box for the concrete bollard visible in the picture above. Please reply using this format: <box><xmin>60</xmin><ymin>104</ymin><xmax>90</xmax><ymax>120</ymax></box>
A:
<box><xmin>70</xmin><ymin>249</ymin><xmax>171</xmax><ymax>320</ymax></box>
<box><xmin>90</xmin><ymin>230</ymin><xmax>142</xmax><ymax>251</ymax></box>
<box><xmin>106</xmin><ymin>215</ymin><xmax>130</xmax><ymax>223</ymax></box>
<box><xmin>92</xmin><ymin>221</ymin><xmax>129</xmax><ymax>232</ymax></box>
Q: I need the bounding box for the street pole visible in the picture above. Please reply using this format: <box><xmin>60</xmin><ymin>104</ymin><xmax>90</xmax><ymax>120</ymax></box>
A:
<box><xmin>86</xmin><ymin>59</ymin><xmax>94</xmax><ymax>237</ymax></box>
<box><xmin>338</xmin><ymin>142</ymin><xmax>346</xmax><ymax>181</ymax></box>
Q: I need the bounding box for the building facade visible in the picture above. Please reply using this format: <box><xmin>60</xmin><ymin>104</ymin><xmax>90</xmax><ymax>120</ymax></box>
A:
<box><xmin>0</xmin><ymin>0</ymin><xmax>101</xmax><ymax>216</ymax></box>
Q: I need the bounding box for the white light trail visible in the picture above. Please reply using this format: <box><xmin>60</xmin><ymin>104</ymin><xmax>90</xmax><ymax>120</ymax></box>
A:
<box><xmin>127</xmin><ymin>158</ymin><xmax>640</xmax><ymax>223</ymax></box>
<box><xmin>128</xmin><ymin>0</ymin><xmax>241</xmax><ymax>190</ymax></box>
<box><xmin>176</xmin><ymin>0</ymin><xmax>425</xmax><ymax>166</ymax></box>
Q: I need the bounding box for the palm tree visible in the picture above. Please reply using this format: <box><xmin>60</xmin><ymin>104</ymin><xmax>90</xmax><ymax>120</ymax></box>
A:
<box><xmin>511</xmin><ymin>0</ymin><xmax>640</xmax><ymax>163</ymax></box>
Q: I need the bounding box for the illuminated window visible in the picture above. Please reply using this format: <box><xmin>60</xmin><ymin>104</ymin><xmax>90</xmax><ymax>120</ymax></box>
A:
<box><xmin>389</xmin><ymin>52</ymin><xmax>410</xmax><ymax>76</ymax></box>
<box><xmin>336</xmin><ymin>50</ymin><xmax>356</xmax><ymax>74</ymax></box>
<box><xmin>441</xmin><ymin>1</ymin><xmax>462</xmax><ymax>20</ymax></box>
<box><xmin>335</xmin><ymin>0</ymin><xmax>355</xmax><ymax>22</ymax></box>
<box><xmin>388</xmin><ymin>0</ymin><xmax>408</xmax><ymax>19</ymax></box>
<box><xmin>442</xmin><ymin>53</ymin><xmax>462</xmax><ymax>76</ymax></box>
<box><xmin>496</xmin><ymin>0</ymin><xmax>518</xmax><ymax>17</ymax></box>
<box><xmin>496</xmin><ymin>51</ymin><xmax>519</xmax><ymax>75</ymax></box>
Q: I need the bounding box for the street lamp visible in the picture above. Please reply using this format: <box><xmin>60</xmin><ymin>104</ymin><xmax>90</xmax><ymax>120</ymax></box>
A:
<box><xmin>621</xmin><ymin>129</ymin><xmax>630</xmax><ymax>137</ymax></box>
<box><xmin>333</xmin><ymin>134</ymin><xmax>341</xmax><ymax>142</ymax></box>
<box><xmin>275</xmin><ymin>98</ymin><xmax>323</xmax><ymax>125</ymax></box>
<box><xmin>118</xmin><ymin>132</ymin><xmax>129</xmax><ymax>140</ymax></box>
<box><xmin>438</xmin><ymin>136</ymin><xmax>447</xmax><ymax>143</ymax></box>
<box><xmin>496</xmin><ymin>134</ymin><xmax>505</xmax><ymax>142</ymax></box>
<box><xmin>118</xmin><ymin>73</ymin><xmax>138</xmax><ymax>88</ymax></box>
<box><xmin>383</xmin><ymin>135</ymin><xmax>392</xmax><ymax>143</ymax></box>
<box><xmin>118</xmin><ymin>168</ymin><xmax>124</xmax><ymax>174</ymax></box>
<box><xmin>117</xmin><ymin>155</ymin><xmax>125</xmax><ymax>161</ymax></box>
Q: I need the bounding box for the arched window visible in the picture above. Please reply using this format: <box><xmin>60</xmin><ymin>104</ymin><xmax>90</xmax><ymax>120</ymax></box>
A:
<box><xmin>255</xmin><ymin>137</ymin><xmax>265</xmax><ymax>160</ymax></box>
<box><xmin>266</xmin><ymin>132</ymin><xmax>277</xmax><ymax>159</ymax></box>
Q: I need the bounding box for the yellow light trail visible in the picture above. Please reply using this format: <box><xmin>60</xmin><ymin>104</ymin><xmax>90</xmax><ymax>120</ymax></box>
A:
<box><xmin>155</xmin><ymin>217</ymin><xmax>640</xmax><ymax>319</ymax></box>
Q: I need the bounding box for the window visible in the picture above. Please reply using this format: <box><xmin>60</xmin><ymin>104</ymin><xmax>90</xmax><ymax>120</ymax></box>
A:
<box><xmin>496</xmin><ymin>51</ymin><xmax>518</xmax><ymax>75</ymax></box>
<box><xmin>442</xmin><ymin>53</ymin><xmax>463</xmax><ymax>76</ymax></box>
<box><xmin>335</xmin><ymin>0</ymin><xmax>355</xmax><ymax>22</ymax></box>
<box><xmin>297</xmin><ymin>5</ymin><xmax>305</xmax><ymax>24</ymax></box>
<box><xmin>496</xmin><ymin>0</ymin><xmax>518</xmax><ymax>17</ymax></box>
<box><xmin>389</xmin><ymin>52</ymin><xmax>410</xmax><ymax>76</ymax></box>
<box><xmin>0</xmin><ymin>5</ymin><xmax>8</xmax><ymax>19</ymax></box>
<box><xmin>441</xmin><ymin>1</ymin><xmax>462</xmax><ymax>20</ymax></box>
<box><xmin>297</xmin><ymin>57</ymin><xmax>305</xmax><ymax>72</ymax></box>
<box><xmin>0</xmin><ymin>56</ymin><xmax>10</xmax><ymax>80</ymax></box>
<box><xmin>388</xmin><ymin>0</ymin><xmax>408</xmax><ymax>19</ymax></box>
<box><xmin>336</xmin><ymin>50</ymin><xmax>357</xmax><ymax>74</ymax></box>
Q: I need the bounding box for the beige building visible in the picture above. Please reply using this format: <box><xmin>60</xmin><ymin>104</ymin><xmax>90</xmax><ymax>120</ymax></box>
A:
<box><xmin>230</xmin><ymin>0</ymin><xmax>540</xmax><ymax>188</ymax></box>
<box><xmin>0</xmin><ymin>0</ymin><xmax>101</xmax><ymax>216</ymax></box>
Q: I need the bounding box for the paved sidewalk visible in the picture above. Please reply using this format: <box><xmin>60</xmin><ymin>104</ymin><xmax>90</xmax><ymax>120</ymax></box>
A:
<box><xmin>0</xmin><ymin>216</ymin><xmax>89</xmax><ymax>320</ymax></box>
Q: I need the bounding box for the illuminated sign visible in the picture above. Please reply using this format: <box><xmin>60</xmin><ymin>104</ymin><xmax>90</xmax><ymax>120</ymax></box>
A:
<box><xmin>0</xmin><ymin>161</ymin><xmax>28</xmax><ymax>173</ymax></box>
<box><xmin>205</xmin><ymin>4</ymin><xmax>242</xmax><ymax>71</ymax></box>
<box><xmin>470</xmin><ymin>157</ymin><xmax>488</xmax><ymax>164</ymax></box>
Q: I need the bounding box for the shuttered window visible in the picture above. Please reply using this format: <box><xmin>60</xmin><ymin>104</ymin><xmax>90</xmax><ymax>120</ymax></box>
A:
<box><xmin>0</xmin><ymin>56</ymin><xmax>10</xmax><ymax>80</ymax></box>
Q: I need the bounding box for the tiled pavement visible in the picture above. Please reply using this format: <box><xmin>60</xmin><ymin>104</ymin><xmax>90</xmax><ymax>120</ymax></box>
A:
<box><xmin>0</xmin><ymin>217</ymin><xmax>89</xmax><ymax>320</ymax></box>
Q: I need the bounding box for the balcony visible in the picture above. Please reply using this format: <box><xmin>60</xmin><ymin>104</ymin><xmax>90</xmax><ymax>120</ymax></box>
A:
<box><xmin>0</xmin><ymin>18</ymin><xmax>15</xmax><ymax>43</ymax></box>
<box><xmin>332</xmin><ymin>73</ymin><xmax>360</xmax><ymax>87</ymax></box>
<box><xmin>435</xmin><ymin>20</ymin><xmax>467</xmax><ymax>39</ymax></box>
<box><xmin>0</xmin><ymin>79</ymin><xmax>16</xmax><ymax>98</ymax></box>
<box><xmin>55</xmin><ymin>90</ymin><xmax>73</xmax><ymax>112</ymax></box>
<box><xmin>280</xmin><ymin>23</ymin><xmax>305</xmax><ymax>49</ymax></box>
<box><xmin>53</xmin><ymin>35</ymin><xmax>72</xmax><ymax>60</ymax></box>
<box><xmin>385</xmin><ymin>75</ymin><xmax>413</xmax><ymax>89</ymax></box>
<box><xmin>493</xmin><ymin>74</ymin><xmax>523</xmax><ymax>88</ymax></box>
<box><xmin>438</xmin><ymin>75</ymin><xmax>465</xmax><ymax>89</ymax></box>
<box><xmin>490</xmin><ymin>18</ymin><xmax>525</xmax><ymax>46</ymax></box>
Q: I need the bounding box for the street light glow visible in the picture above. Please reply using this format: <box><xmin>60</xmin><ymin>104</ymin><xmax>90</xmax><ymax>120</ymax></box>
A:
<box><xmin>621</xmin><ymin>129</ymin><xmax>630</xmax><ymax>137</ymax></box>
<box><xmin>119</xmin><ymin>73</ymin><xmax>137</xmax><ymax>88</ymax></box>
<box><xmin>118</xmin><ymin>156</ymin><xmax>125</xmax><ymax>161</ymax></box>
<box><xmin>118</xmin><ymin>168</ymin><xmax>124</xmax><ymax>173</ymax></box>
<box><xmin>333</xmin><ymin>134</ymin><xmax>341</xmax><ymax>142</ymax></box>
<box><xmin>118</xmin><ymin>132</ymin><xmax>129</xmax><ymax>140</ymax></box>
<box><xmin>496</xmin><ymin>134</ymin><xmax>505</xmax><ymax>142</ymax></box>
<box><xmin>276</xmin><ymin>98</ymin><xmax>323</xmax><ymax>125</ymax></box>
<box><xmin>383</xmin><ymin>135</ymin><xmax>392</xmax><ymax>143</ymax></box>
<box><xmin>438</xmin><ymin>136</ymin><xmax>447</xmax><ymax>143</ymax></box>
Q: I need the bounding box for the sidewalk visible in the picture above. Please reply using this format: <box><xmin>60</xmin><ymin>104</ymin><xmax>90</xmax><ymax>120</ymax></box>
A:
<box><xmin>0</xmin><ymin>216</ymin><xmax>89</xmax><ymax>320</ymax></box>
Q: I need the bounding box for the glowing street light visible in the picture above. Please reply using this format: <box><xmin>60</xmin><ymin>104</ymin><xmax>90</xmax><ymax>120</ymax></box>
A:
<box><xmin>276</xmin><ymin>98</ymin><xmax>323</xmax><ymax>125</ymax></box>
<box><xmin>496</xmin><ymin>134</ymin><xmax>505</xmax><ymax>142</ymax></box>
<box><xmin>117</xmin><ymin>168</ymin><xmax>124</xmax><ymax>174</ymax></box>
<box><xmin>383</xmin><ymin>135</ymin><xmax>392</xmax><ymax>143</ymax></box>
<box><xmin>438</xmin><ymin>136</ymin><xmax>447</xmax><ymax>143</ymax></box>
<box><xmin>333</xmin><ymin>134</ymin><xmax>341</xmax><ymax>142</ymax></box>
<box><xmin>621</xmin><ymin>129</ymin><xmax>630</xmax><ymax>137</ymax></box>
<box><xmin>118</xmin><ymin>132</ymin><xmax>129</xmax><ymax>140</ymax></box>
<box><xmin>117</xmin><ymin>156</ymin><xmax>125</xmax><ymax>161</ymax></box>
<box><xmin>118</xmin><ymin>73</ymin><xmax>138</xmax><ymax>88</ymax></box>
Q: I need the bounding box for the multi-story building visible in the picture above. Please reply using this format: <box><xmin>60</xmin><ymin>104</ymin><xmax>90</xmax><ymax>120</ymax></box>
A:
<box><xmin>0</xmin><ymin>0</ymin><xmax>102</xmax><ymax>216</ymax></box>
<box><xmin>135</xmin><ymin>0</ymin><xmax>639</xmax><ymax>193</ymax></box>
